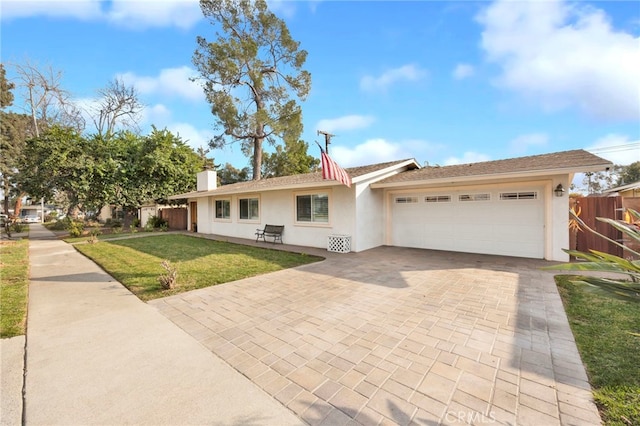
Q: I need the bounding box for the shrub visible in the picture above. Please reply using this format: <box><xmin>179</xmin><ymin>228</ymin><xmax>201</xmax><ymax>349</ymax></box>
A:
<box><xmin>87</xmin><ymin>229</ymin><xmax>101</xmax><ymax>244</ymax></box>
<box><xmin>545</xmin><ymin>208</ymin><xmax>640</xmax><ymax>301</ymax></box>
<box><xmin>49</xmin><ymin>217</ymin><xmax>71</xmax><ymax>231</ymax></box>
<box><xmin>132</xmin><ymin>218</ymin><xmax>141</xmax><ymax>228</ymax></box>
<box><xmin>68</xmin><ymin>221</ymin><xmax>84</xmax><ymax>238</ymax></box>
<box><xmin>11</xmin><ymin>223</ymin><xmax>27</xmax><ymax>233</ymax></box>
<box><xmin>147</xmin><ymin>215</ymin><xmax>168</xmax><ymax>229</ymax></box>
<box><xmin>158</xmin><ymin>260</ymin><xmax>178</xmax><ymax>290</ymax></box>
<box><xmin>110</xmin><ymin>220</ymin><xmax>123</xmax><ymax>228</ymax></box>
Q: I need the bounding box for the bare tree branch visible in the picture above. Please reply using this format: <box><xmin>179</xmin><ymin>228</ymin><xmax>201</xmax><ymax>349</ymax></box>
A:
<box><xmin>11</xmin><ymin>60</ymin><xmax>84</xmax><ymax>136</ymax></box>
<box><xmin>91</xmin><ymin>77</ymin><xmax>144</xmax><ymax>139</ymax></box>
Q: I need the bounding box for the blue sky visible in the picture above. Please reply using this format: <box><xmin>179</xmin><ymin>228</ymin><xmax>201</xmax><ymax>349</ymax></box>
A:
<box><xmin>2</xmin><ymin>0</ymin><xmax>639</xmax><ymax>190</ymax></box>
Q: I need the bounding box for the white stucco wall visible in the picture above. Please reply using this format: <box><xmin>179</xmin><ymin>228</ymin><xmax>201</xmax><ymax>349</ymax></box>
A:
<box><xmin>196</xmin><ymin>198</ymin><xmax>213</xmax><ymax>234</ymax></box>
<box><xmin>354</xmin><ymin>183</ymin><xmax>385</xmax><ymax>252</ymax></box>
<box><xmin>548</xmin><ymin>175</ymin><xmax>571</xmax><ymax>262</ymax></box>
<box><xmin>184</xmin><ymin>172</ymin><xmax>573</xmax><ymax>260</ymax></box>
<box><xmin>192</xmin><ymin>185</ymin><xmax>356</xmax><ymax>250</ymax></box>
<box><xmin>139</xmin><ymin>206</ymin><xmax>157</xmax><ymax>227</ymax></box>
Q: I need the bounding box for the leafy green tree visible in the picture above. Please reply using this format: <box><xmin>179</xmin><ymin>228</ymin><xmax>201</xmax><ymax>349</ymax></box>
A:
<box><xmin>617</xmin><ymin>161</ymin><xmax>640</xmax><ymax>186</ymax></box>
<box><xmin>217</xmin><ymin>163</ymin><xmax>250</xmax><ymax>185</ymax></box>
<box><xmin>196</xmin><ymin>146</ymin><xmax>220</xmax><ymax>171</ymax></box>
<box><xmin>193</xmin><ymin>0</ymin><xmax>311</xmax><ymax>180</ymax></box>
<box><xmin>262</xmin><ymin>139</ymin><xmax>320</xmax><ymax>178</ymax></box>
<box><xmin>128</xmin><ymin>127</ymin><xmax>201</xmax><ymax>206</ymax></box>
<box><xmin>84</xmin><ymin>131</ymin><xmax>141</xmax><ymax>214</ymax></box>
<box><xmin>583</xmin><ymin>168</ymin><xmax>622</xmax><ymax>194</ymax></box>
<box><xmin>18</xmin><ymin>125</ymin><xmax>95</xmax><ymax>215</ymax></box>
<box><xmin>0</xmin><ymin>64</ymin><xmax>14</xmax><ymax>108</ymax></box>
<box><xmin>17</xmin><ymin>126</ymin><xmax>201</xmax><ymax>216</ymax></box>
<box><xmin>1</xmin><ymin>64</ymin><xmax>37</xmax><ymax>215</ymax></box>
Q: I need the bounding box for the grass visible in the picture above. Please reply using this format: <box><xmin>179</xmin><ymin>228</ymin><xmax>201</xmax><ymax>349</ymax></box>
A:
<box><xmin>555</xmin><ymin>275</ymin><xmax>640</xmax><ymax>426</ymax></box>
<box><xmin>0</xmin><ymin>240</ymin><xmax>30</xmax><ymax>338</ymax></box>
<box><xmin>74</xmin><ymin>234</ymin><xmax>323</xmax><ymax>301</ymax></box>
<box><xmin>63</xmin><ymin>230</ymin><xmax>157</xmax><ymax>244</ymax></box>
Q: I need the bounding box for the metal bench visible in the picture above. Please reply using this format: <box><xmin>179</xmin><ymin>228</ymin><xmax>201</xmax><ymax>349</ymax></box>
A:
<box><xmin>255</xmin><ymin>224</ymin><xmax>284</xmax><ymax>244</ymax></box>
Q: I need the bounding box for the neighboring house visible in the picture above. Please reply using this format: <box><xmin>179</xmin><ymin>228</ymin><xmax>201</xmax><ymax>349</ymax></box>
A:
<box><xmin>97</xmin><ymin>205</ymin><xmax>125</xmax><ymax>222</ymax></box>
<box><xmin>20</xmin><ymin>205</ymin><xmax>50</xmax><ymax>221</ymax></box>
<box><xmin>169</xmin><ymin>149</ymin><xmax>611</xmax><ymax>261</ymax></box>
<box><xmin>602</xmin><ymin>180</ymin><xmax>640</xmax><ymax>198</ymax></box>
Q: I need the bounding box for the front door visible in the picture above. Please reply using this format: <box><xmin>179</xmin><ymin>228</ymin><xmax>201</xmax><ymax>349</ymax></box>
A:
<box><xmin>190</xmin><ymin>202</ymin><xmax>197</xmax><ymax>232</ymax></box>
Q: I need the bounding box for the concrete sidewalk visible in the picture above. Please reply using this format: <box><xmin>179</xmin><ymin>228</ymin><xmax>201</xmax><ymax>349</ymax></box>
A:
<box><xmin>21</xmin><ymin>224</ymin><xmax>304</xmax><ymax>425</ymax></box>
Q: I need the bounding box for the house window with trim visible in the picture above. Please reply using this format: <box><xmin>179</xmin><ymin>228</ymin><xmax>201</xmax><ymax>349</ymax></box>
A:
<box><xmin>215</xmin><ymin>199</ymin><xmax>230</xmax><ymax>219</ymax></box>
<box><xmin>296</xmin><ymin>193</ymin><xmax>329</xmax><ymax>223</ymax></box>
<box><xmin>239</xmin><ymin>197</ymin><xmax>259</xmax><ymax>220</ymax></box>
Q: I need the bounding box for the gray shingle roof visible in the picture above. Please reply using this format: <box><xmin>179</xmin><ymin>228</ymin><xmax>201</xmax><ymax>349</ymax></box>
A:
<box><xmin>375</xmin><ymin>149</ymin><xmax>611</xmax><ymax>185</ymax></box>
<box><xmin>170</xmin><ymin>150</ymin><xmax>612</xmax><ymax>199</ymax></box>
<box><xmin>169</xmin><ymin>159</ymin><xmax>414</xmax><ymax>199</ymax></box>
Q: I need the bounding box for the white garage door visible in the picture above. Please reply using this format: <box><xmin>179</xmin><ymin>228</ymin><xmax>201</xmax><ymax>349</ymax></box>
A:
<box><xmin>390</xmin><ymin>187</ymin><xmax>545</xmax><ymax>258</ymax></box>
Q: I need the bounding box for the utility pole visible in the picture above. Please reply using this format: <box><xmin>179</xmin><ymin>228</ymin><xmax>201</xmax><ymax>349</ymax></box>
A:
<box><xmin>317</xmin><ymin>130</ymin><xmax>334</xmax><ymax>154</ymax></box>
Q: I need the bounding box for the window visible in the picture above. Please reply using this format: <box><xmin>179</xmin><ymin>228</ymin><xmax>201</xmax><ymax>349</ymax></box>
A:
<box><xmin>296</xmin><ymin>193</ymin><xmax>329</xmax><ymax>223</ymax></box>
<box><xmin>500</xmin><ymin>191</ymin><xmax>537</xmax><ymax>200</ymax></box>
<box><xmin>395</xmin><ymin>196</ymin><xmax>419</xmax><ymax>204</ymax></box>
<box><xmin>459</xmin><ymin>193</ymin><xmax>490</xmax><ymax>202</ymax></box>
<box><xmin>239</xmin><ymin>197</ymin><xmax>259</xmax><ymax>220</ymax></box>
<box><xmin>215</xmin><ymin>199</ymin><xmax>230</xmax><ymax>219</ymax></box>
<box><xmin>425</xmin><ymin>195</ymin><xmax>451</xmax><ymax>203</ymax></box>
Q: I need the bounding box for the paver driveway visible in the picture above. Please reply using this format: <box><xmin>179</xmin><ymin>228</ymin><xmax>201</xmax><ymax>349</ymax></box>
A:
<box><xmin>150</xmin><ymin>246</ymin><xmax>600</xmax><ymax>425</ymax></box>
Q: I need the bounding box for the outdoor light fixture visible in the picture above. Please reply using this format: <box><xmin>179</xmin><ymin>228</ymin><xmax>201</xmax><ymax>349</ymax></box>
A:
<box><xmin>554</xmin><ymin>183</ymin><xmax>565</xmax><ymax>197</ymax></box>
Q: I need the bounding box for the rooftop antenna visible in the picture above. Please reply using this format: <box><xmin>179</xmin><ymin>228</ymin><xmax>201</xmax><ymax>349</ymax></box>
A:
<box><xmin>317</xmin><ymin>130</ymin><xmax>334</xmax><ymax>154</ymax></box>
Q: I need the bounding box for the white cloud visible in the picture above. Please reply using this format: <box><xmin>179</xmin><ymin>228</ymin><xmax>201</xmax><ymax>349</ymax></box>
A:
<box><xmin>167</xmin><ymin>122</ymin><xmax>215</xmax><ymax>150</ymax></box>
<box><xmin>139</xmin><ymin>103</ymin><xmax>213</xmax><ymax>150</ymax></box>
<box><xmin>508</xmin><ymin>133</ymin><xmax>549</xmax><ymax>154</ymax></box>
<box><xmin>1</xmin><ymin>0</ymin><xmax>102</xmax><ymax>20</ymax></box>
<box><xmin>266</xmin><ymin>0</ymin><xmax>298</xmax><ymax>18</ymax></box>
<box><xmin>360</xmin><ymin>64</ymin><xmax>427</xmax><ymax>93</ymax></box>
<box><xmin>142</xmin><ymin>103</ymin><xmax>173</xmax><ymax>125</ymax></box>
<box><xmin>477</xmin><ymin>0</ymin><xmax>640</xmax><ymax>121</ymax></box>
<box><xmin>453</xmin><ymin>63</ymin><xmax>474</xmax><ymax>80</ymax></box>
<box><xmin>586</xmin><ymin>134</ymin><xmax>640</xmax><ymax>166</ymax></box>
<box><xmin>444</xmin><ymin>152</ymin><xmax>491</xmax><ymax>166</ymax></box>
<box><xmin>331</xmin><ymin>139</ymin><xmax>414</xmax><ymax>167</ymax></box>
<box><xmin>106</xmin><ymin>0</ymin><xmax>201</xmax><ymax>30</ymax></box>
<box><xmin>315</xmin><ymin>115</ymin><xmax>375</xmax><ymax>133</ymax></box>
<box><xmin>118</xmin><ymin>66</ymin><xmax>204</xmax><ymax>102</ymax></box>
<box><xmin>1</xmin><ymin>0</ymin><xmax>202</xmax><ymax>29</ymax></box>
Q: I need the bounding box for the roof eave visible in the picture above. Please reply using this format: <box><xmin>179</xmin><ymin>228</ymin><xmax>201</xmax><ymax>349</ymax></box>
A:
<box><xmin>351</xmin><ymin>159</ymin><xmax>420</xmax><ymax>184</ymax></box>
<box><xmin>168</xmin><ymin>180</ymin><xmax>344</xmax><ymax>200</ymax></box>
<box><xmin>371</xmin><ymin>163</ymin><xmax>612</xmax><ymax>189</ymax></box>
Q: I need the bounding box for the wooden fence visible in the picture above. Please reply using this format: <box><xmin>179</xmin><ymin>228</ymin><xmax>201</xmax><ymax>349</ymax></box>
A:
<box><xmin>570</xmin><ymin>196</ymin><xmax>623</xmax><ymax>257</ymax></box>
<box><xmin>159</xmin><ymin>208</ymin><xmax>187</xmax><ymax>230</ymax></box>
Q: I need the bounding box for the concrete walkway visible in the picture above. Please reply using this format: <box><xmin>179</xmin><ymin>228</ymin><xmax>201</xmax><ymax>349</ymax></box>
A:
<box><xmin>17</xmin><ymin>224</ymin><xmax>303</xmax><ymax>425</ymax></box>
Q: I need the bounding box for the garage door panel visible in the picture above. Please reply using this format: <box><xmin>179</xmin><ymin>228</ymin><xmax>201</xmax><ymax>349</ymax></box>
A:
<box><xmin>391</xmin><ymin>188</ymin><xmax>544</xmax><ymax>259</ymax></box>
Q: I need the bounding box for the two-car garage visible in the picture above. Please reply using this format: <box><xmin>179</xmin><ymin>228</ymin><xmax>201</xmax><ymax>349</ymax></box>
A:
<box><xmin>388</xmin><ymin>184</ymin><xmax>546</xmax><ymax>259</ymax></box>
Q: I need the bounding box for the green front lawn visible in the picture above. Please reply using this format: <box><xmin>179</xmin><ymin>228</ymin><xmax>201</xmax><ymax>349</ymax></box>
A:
<box><xmin>0</xmin><ymin>240</ymin><xmax>30</xmax><ymax>338</ymax></box>
<box><xmin>74</xmin><ymin>234</ymin><xmax>323</xmax><ymax>301</ymax></box>
<box><xmin>556</xmin><ymin>275</ymin><xmax>640</xmax><ymax>426</ymax></box>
